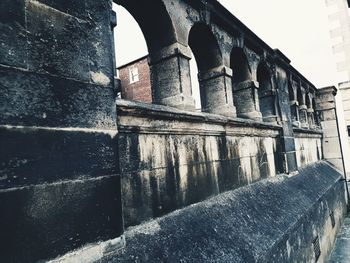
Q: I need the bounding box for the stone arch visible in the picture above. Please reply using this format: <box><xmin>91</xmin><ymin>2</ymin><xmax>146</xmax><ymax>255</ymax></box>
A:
<box><xmin>188</xmin><ymin>23</ymin><xmax>222</xmax><ymax>72</ymax></box>
<box><xmin>257</xmin><ymin>63</ymin><xmax>277</xmax><ymax>122</ymax></box>
<box><xmin>230</xmin><ymin>47</ymin><xmax>252</xmax><ymax>83</ymax></box>
<box><xmin>230</xmin><ymin>47</ymin><xmax>261</xmax><ymax>121</ymax></box>
<box><xmin>188</xmin><ymin>23</ymin><xmax>235</xmax><ymax>116</ymax></box>
<box><xmin>115</xmin><ymin>0</ymin><xmax>177</xmax><ymax>53</ymax></box>
<box><xmin>115</xmin><ymin>0</ymin><xmax>196</xmax><ymax>110</ymax></box>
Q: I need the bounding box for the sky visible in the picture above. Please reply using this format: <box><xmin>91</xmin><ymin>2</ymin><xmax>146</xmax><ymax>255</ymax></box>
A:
<box><xmin>113</xmin><ymin>0</ymin><xmax>348</xmax><ymax>89</ymax></box>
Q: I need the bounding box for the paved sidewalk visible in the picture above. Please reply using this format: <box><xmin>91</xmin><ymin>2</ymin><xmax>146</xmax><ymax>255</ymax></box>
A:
<box><xmin>328</xmin><ymin>216</ymin><xmax>350</xmax><ymax>262</ymax></box>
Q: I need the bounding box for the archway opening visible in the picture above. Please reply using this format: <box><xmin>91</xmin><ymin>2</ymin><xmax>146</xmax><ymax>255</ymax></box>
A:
<box><xmin>188</xmin><ymin>23</ymin><xmax>222</xmax><ymax>112</ymax></box>
<box><xmin>297</xmin><ymin>87</ymin><xmax>303</xmax><ymax>106</ymax></box>
<box><xmin>312</xmin><ymin>98</ymin><xmax>320</xmax><ymax>126</ymax></box>
<box><xmin>113</xmin><ymin>0</ymin><xmax>177</xmax><ymax>104</ymax></box>
<box><xmin>113</xmin><ymin>4</ymin><xmax>151</xmax><ymax>103</ymax></box>
<box><xmin>289</xmin><ymin>80</ymin><xmax>295</xmax><ymax>101</ymax></box>
<box><xmin>189</xmin><ymin>52</ymin><xmax>201</xmax><ymax>111</ymax></box>
<box><xmin>230</xmin><ymin>47</ymin><xmax>251</xmax><ymax>84</ymax></box>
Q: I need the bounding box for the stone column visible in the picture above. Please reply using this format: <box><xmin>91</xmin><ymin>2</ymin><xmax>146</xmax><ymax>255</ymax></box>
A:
<box><xmin>149</xmin><ymin>43</ymin><xmax>196</xmax><ymax>111</ymax></box>
<box><xmin>198</xmin><ymin>65</ymin><xmax>236</xmax><ymax>117</ymax></box>
<box><xmin>233</xmin><ymin>80</ymin><xmax>262</xmax><ymax>121</ymax></box>
<box><xmin>316</xmin><ymin>86</ymin><xmax>344</xmax><ymax>171</ymax></box>
<box><xmin>299</xmin><ymin>87</ymin><xmax>309</xmax><ymax>129</ymax></box>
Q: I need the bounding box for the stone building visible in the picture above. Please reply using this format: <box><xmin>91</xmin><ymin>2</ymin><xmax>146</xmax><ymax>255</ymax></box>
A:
<box><xmin>326</xmin><ymin>0</ymin><xmax>350</xmax><ymax>80</ymax></box>
<box><xmin>117</xmin><ymin>55</ymin><xmax>152</xmax><ymax>103</ymax></box>
<box><xmin>0</xmin><ymin>0</ymin><xmax>348</xmax><ymax>262</ymax></box>
<box><xmin>340</xmin><ymin>81</ymin><xmax>350</xmax><ymax>142</ymax></box>
<box><xmin>326</xmin><ymin>0</ymin><xmax>350</xmax><ymax>175</ymax></box>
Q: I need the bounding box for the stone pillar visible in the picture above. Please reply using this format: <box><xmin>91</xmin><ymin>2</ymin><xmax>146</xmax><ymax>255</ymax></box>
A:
<box><xmin>149</xmin><ymin>43</ymin><xmax>196</xmax><ymax>111</ymax></box>
<box><xmin>198</xmin><ymin>65</ymin><xmax>236</xmax><ymax>117</ymax></box>
<box><xmin>316</xmin><ymin>86</ymin><xmax>344</xmax><ymax>171</ymax></box>
<box><xmin>299</xmin><ymin>87</ymin><xmax>309</xmax><ymax>129</ymax></box>
<box><xmin>233</xmin><ymin>80</ymin><xmax>262</xmax><ymax>121</ymax></box>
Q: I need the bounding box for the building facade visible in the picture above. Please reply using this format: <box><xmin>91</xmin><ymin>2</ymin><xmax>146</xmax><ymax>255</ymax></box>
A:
<box><xmin>117</xmin><ymin>55</ymin><xmax>152</xmax><ymax>103</ymax></box>
<box><xmin>326</xmin><ymin>0</ymin><xmax>350</xmax><ymax>80</ymax></box>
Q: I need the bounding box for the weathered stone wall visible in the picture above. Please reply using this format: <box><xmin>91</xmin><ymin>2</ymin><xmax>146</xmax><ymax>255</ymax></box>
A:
<box><xmin>0</xmin><ymin>0</ymin><xmax>346</xmax><ymax>262</ymax></box>
<box><xmin>317</xmin><ymin>87</ymin><xmax>344</xmax><ymax>171</ymax></box>
<box><xmin>0</xmin><ymin>0</ymin><xmax>123</xmax><ymax>262</ymax></box>
<box><xmin>294</xmin><ymin>129</ymin><xmax>323</xmax><ymax>168</ymax></box>
<box><xmin>104</xmin><ymin>162</ymin><xmax>347</xmax><ymax>263</ymax></box>
<box><xmin>117</xmin><ymin>100</ymin><xmax>282</xmax><ymax>227</ymax></box>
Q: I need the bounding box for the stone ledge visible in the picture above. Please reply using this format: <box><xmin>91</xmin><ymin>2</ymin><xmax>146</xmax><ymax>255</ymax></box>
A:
<box><xmin>116</xmin><ymin>99</ymin><xmax>282</xmax><ymax>131</ymax></box>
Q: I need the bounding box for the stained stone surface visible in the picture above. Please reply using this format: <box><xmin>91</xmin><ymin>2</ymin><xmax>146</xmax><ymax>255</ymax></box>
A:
<box><xmin>103</xmin><ymin>162</ymin><xmax>346</xmax><ymax>263</ymax></box>
<box><xmin>328</xmin><ymin>215</ymin><xmax>350</xmax><ymax>262</ymax></box>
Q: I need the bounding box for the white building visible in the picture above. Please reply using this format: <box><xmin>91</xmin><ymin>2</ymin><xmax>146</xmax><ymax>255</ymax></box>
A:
<box><xmin>326</xmin><ymin>0</ymin><xmax>350</xmax><ymax>175</ymax></box>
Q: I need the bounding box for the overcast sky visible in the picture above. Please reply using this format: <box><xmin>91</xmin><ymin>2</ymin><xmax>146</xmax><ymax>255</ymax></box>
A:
<box><xmin>113</xmin><ymin>0</ymin><xmax>347</xmax><ymax>89</ymax></box>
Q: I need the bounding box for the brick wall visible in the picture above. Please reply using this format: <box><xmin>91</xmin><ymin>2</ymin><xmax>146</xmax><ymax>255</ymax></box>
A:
<box><xmin>118</xmin><ymin>56</ymin><xmax>152</xmax><ymax>103</ymax></box>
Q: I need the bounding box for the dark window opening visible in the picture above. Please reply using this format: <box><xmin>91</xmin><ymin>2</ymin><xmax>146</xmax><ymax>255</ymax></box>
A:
<box><xmin>312</xmin><ymin>236</ymin><xmax>321</xmax><ymax>262</ymax></box>
<box><xmin>330</xmin><ymin>211</ymin><xmax>336</xmax><ymax>228</ymax></box>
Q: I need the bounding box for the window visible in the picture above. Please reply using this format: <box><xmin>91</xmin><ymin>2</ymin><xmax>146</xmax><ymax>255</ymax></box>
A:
<box><xmin>129</xmin><ymin>67</ymin><xmax>139</xmax><ymax>84</ymax></box>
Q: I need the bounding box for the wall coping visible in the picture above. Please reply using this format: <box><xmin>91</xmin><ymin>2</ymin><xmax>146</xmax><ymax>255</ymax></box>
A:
<box><xmin>116</xmin><ymin>99</ymin><xmax>282</xmax><ymax>132</ymax></box>
<box><xmin>293</xmin><ymin>127</ymin><xmax>323</xmax><ymax>136</ymax></box>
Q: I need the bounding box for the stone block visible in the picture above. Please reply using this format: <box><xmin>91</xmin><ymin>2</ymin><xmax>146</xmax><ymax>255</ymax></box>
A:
<box><xmin>323</xmin><ymin>137</ymin><xmax>342</xmax><ymax>159</ymax></box>
<box><xmin>35</xmin><ymin>0</ymin><xmax>87</xmax><ymax>19</ymax></box>
<box><xmin>321</xmin><ymin>120</ymin><xmax>339</xmax><ymax>138</ymax></box>
<box><xmin>26</xmin><ymin>0</ymin><xmax>90</xmax><ymax>81</ymax></box>
<box><xmin>0</xmin><ymin>67</ymin><xmax>116</xmax><ymax>128</ymax></box>
<box><xmin>0</xmin><ymin>175</ymin><xmax>123</xmax><ymax>263</ymax></box>
<box><xmin>0</xmin><ymin>0</ymin><xmax>27</xmax><ymax>68</ymax></box>
<box><xmin>0</xmin><ymin>126</ymin><xmax>118</xmax><ymax>189</ymax></box>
